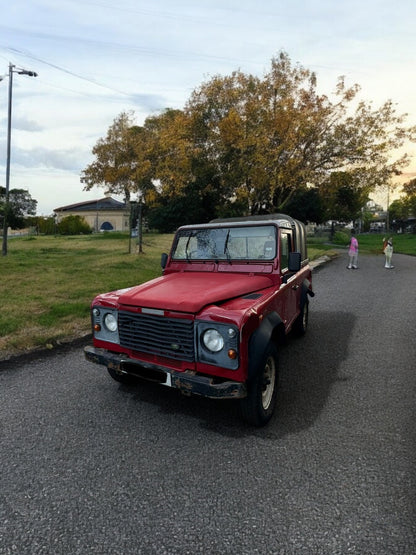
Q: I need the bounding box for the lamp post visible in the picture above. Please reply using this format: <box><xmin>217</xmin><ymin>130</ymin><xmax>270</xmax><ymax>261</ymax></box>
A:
<box><xmin>137</xmin><ymin>195</ymin><xmax>143</xmax><ymax>254</ymax></box>
<box><xmin>1</xmin><ymin>63</ymin><xmax>37</xmax><ymax>256</ymax></box>
<box><xmin>386</xmin><ymin>182</ymin><xmax>390</xmax><ymax>233</ymax></box>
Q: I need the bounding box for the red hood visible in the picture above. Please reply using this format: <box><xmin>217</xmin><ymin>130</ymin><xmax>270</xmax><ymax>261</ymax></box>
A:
<box><xmin>117</xmin><ymin>272</ymin><xmax>273</xmax><ymax>313</ymax></box>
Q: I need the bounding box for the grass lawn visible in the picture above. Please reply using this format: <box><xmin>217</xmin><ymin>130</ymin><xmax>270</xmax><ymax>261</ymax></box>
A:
<box><xmin>356</xmin><ymin>232</ymin><xmax>416</xmax><ymax>256</ymax></box>
<box><xmin>326</xmin><ymin>230</ymin><xmax>416</xmax><ymax>256</ymax></box>
<box><xmin>0</xmin><ymin>233</ymin><xmax>173</xmax><ymax>360</ymax></box>
<box><xmin>0</xmin><ymin>230</ymin><xmax>414</xmax><ymax>360</ymax></box>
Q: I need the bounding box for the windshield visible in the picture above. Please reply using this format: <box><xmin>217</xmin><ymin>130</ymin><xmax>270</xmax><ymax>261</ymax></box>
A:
<box><xmin>172</xmin><ymin>225</ymin><xmax>276</xmax><ymax>261</ymax></box>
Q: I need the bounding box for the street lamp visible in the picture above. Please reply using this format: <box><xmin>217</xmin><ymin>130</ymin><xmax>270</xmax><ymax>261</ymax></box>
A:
<box><xmin>1</xmin><ymin>63</ymin><xmax>38</xmax><ymax>256</ymax></box>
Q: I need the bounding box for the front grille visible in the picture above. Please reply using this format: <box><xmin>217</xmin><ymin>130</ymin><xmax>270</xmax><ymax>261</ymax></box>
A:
<box><xmin>118</xmin><ymin>311</ymin><xmax>195</xmax><ymax>361</ymax></box>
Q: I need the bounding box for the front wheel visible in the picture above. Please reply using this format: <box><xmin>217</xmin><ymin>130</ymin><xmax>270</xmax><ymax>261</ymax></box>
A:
<box><xmin>239</xmin><ymin>343</ymin><xmax>279</xmax><ymax>426</ymax></box>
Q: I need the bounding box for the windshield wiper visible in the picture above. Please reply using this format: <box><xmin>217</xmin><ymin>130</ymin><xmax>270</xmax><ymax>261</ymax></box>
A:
<box><xmin>223</xmin><ymin>230</ymin><xmax>231</xmax><ymax>263</ymax></box>
<box><xmin>184</xmin><ymin>234</ymin><xmax>192</xmax><ymax>262</ymax></box>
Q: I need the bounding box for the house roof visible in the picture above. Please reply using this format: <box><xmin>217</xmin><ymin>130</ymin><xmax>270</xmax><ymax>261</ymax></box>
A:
<box><xmin>54</xmin><ymin>197</ymin><xmax>127</xmax><ymax>212</ymax></box>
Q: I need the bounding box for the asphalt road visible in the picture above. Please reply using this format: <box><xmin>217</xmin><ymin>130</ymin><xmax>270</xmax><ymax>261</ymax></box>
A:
<box><xmin>1</xmin><ymin>252</ymin><xmax>415</xmax><ymax>554</ymax></box>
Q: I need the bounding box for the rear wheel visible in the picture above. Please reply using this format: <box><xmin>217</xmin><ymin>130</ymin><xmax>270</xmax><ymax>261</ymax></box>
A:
<box><xmin>240</xmin><ymin>343</ymin><xmax>279</xmax><ymax>426</ymax></box>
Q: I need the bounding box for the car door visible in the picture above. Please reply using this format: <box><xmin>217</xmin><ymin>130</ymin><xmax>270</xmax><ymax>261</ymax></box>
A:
<box><xmin>279</xmin><ymin>230</ymin><xmax>300</xmax><ymax>327</ymax></box>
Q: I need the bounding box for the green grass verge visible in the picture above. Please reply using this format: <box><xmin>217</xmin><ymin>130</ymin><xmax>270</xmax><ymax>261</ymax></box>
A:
<box><xmin>0</xmin><ymin>233</ymin><xmax>173</xmax><ymax>359</ymax></box>
<box><xmin>356</xmin><ymin>233</ymin><xmax>416</xmax><ymax>256</ymax></box>
<box><xmin>328</xmin><ymin>231</ymin><xmax>416</xmax><ymax>256</ymax></box>
<box><xmin>306</xmin><ymin>236</ymin><xmax>340</xmax><ymax>260</ymax></box>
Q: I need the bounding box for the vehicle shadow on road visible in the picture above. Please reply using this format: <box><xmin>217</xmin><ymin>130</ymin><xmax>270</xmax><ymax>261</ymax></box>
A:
<box><xmin>196</xmin><ymin>310</ymin><xmax>356</xmax><ymax>438</ymax></box>
<box><xmin>269</xmin><ymin>310</ymin><xmax>356</xmax><ymax>439</ymax></box>
<box><xmin>112</xmin><ymin>310</ymin><xmax>356</xmax><ymax>439</ymax></box>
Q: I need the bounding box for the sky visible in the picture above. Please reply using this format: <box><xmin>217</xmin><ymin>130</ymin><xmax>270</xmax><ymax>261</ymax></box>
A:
<box><xmin>1</xmin><ymin>0</ymin><xmax>415</xmax><ymax>215</ymax></box>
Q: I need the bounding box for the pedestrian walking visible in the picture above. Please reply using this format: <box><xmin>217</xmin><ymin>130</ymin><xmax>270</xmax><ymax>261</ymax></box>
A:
<box><xmin>347</xmin><ymin>229</ymin><xmax>359</xmax><ymax>269</ymax></box>
<box><xmin>383</xmin><ymin>237</ymin><xmax>394</xmax><ymax>268</ymax></box>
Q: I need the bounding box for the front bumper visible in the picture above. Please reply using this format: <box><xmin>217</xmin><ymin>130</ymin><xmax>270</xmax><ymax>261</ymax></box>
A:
<box><xmin>84</xmin><ymin>346</ymin><xmax>246</xmax><ymax>400</ymax></box>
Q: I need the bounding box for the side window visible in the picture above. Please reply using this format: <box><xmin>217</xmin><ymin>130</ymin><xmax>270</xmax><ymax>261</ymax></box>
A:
<box><xmin>279</xmin><ymin>232</ymin><xmax>292</xmax><ymax>270</ymax></box>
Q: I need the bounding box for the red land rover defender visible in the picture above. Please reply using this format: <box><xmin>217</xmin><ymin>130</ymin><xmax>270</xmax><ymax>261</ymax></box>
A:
<box><xmin>84</xmin><ymin>214</ymin><xmax>314</xmax><ymax>426</ymax></box>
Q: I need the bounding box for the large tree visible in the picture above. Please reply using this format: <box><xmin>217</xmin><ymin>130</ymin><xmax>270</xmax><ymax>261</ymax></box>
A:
<box><xmin>0</xmin><ymin>187</ymin><xmax>37</xmax><ymax>229</ymax></box>
<box><xmin>81</xmin><ymin>52</ymin><xmax>416</xmax><ymax>224</ymax></box>
<box><xmin>81</xmin><ymin>111</ymin><xmax>137</xmax><ymax>203</ymax></box>
<box><xmin>400</xmin><ymin>177</ymin><xmax>416</xmax><ymax>220</ymax></box>
<box><xmin>184</xmin><ymin>52</ymin><xmax>416</xmax><ymax>215</ymax></box>
<box><xmin>319</xmin><ymin>171</ymin><xmax>370</xmax><ymax>222</ymax></box>
<box><xmin>388</xmin><ymin>198</ymin><xmax>408</xmax><ymax>225</ymax></box>
<box><xmin>81</xmin><ymin>111</ymin><xmax>158</xmax><ymax>204</ymax></box>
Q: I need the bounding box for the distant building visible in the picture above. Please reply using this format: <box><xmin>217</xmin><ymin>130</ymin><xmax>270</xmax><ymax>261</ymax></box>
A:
<box><xmin>54</xmin><ymin>196</ymin><xmax>129</xmax><ymax>232</ymax></box>
<box><xmin>366</xmin><ymin>199</ymin><xmax>385</xmax><ymax>215</ymax></box>
<box><xmin>366</xmin><ymin>199</ymin><xmax>387</xmax><ymax>232</ymax></box>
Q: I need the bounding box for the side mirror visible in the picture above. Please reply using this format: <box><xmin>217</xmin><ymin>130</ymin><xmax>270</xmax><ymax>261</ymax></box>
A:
<box><xmin>161</xmin><ymin>253</ymin><xmax>168</xmax><ymax>269</ymax></box>
<box><xmin>288</xmin><ymin>252</ymin><xmax>301</xmax><ymax>272</ymax></box>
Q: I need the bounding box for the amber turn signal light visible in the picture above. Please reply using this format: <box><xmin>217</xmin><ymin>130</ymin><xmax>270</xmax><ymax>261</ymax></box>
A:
<box><xmin>228</xmin><ymin>349</ymin><xmax>237</xmax><ymax>359</ymax></box>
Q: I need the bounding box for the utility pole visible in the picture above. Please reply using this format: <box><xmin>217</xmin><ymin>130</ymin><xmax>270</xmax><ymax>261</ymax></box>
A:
<box><xmin>137</xmin><ymin>197</ymin><xmax>143</xmax><ymax>254</ymax></box>
<box><xmin>1</xmin><ymin>63</ymin><xmax>37</xmax><ymax>256</ymax></box>
<box><xmin>128</xmin><ymin>200</ymin><xmax>137</xmax><ymax>254</ymax></box>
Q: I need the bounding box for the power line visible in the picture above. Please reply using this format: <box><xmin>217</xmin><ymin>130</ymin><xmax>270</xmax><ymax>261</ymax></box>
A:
<box><xmin>1</xmin><ymin>46</ymin><xmax>150</xmax><ymax>100</ymax></box>
<box><xmin>0</xmin><ymin>24</ymin><xmax>259</xmax><ymax>67</ymax></box>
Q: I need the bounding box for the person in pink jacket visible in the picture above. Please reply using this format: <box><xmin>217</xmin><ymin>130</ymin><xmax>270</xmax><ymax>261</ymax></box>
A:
<box><xmin>347</xmin><ymin>229</ymin><xmax>359</xmax><ymax>269</ymax></box>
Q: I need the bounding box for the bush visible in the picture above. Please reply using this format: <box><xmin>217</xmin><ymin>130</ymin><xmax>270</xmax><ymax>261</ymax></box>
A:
<box><xmin>332</xmin><ymin>231</ymin><xmax>350</xmax><ymax>245</ymax></box>
<box><xmin>57</xmin><ymin>215</ymin><xmax>92</xmax><ymax>235</ymax></box>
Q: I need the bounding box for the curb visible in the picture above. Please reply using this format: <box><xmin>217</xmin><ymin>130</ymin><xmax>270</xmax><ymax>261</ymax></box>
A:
<box><xmin>0</xmin><ymin>333</ymin><xmax>92</xmax><ymax>368</ymax></box>
<box><xmin>310</xmin><ymin>251</ymin><xmax>340</xmax><ymax>270</ymax></box>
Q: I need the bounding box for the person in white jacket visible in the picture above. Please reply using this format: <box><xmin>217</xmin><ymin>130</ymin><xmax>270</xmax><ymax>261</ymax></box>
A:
<box><xmin>383</xmin><ymin>237</ymin><xmax>394</xmax><ymax>269</ymax></box>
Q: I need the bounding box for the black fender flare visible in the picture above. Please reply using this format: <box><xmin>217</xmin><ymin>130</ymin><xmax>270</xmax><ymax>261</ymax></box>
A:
<box><xmin>248</xmin><ymin>312</ymin><xmax>285</xmax><ymax>382</ymax></box>
<box><xmin>300</xmin><ymin>278</ymin><xmax>315</xmax><ymax>311</ymax></box>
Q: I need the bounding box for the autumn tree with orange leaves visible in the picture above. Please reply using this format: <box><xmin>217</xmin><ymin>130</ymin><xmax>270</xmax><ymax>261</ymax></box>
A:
<box><xmin>81</xmin><ymin>52</ymin><xmax>416</xmax><ymax>230</ymax></box>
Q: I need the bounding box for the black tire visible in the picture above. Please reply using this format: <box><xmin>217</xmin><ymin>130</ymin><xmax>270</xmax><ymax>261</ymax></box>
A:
<box><xmin>293</xmin><ymin>298</ymin><xmax>309</xmax><ymax>336</ymax></box>
<box><xmin>240</xmin><ymin>343</ymin><xmax>279</xmax><ymax>426</ymax></box>
<box><xmin>107</xmin><ymin>366</ymin><xmax>138</xmax><ymax>385</ymax></box>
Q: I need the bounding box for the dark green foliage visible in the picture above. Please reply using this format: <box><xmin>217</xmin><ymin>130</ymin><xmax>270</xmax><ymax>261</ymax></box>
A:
<box><xmin>285</xmin><ymin>188</ymin><xmax>324</xmax><ymax>223</ymax></box>
<box><xmin>321</xmin><ymin>172</ymin><xmax>370</xmax><ymax>223</ymax></box>
<box><xmin>332</xmin><ymin>231</ymin><xmax>350</xmax><ymax>245</ymax></box>
<box><xmin>57</xmin><ymin>215</ymin><xmax>92</xmax><ymax>235</ymax></box>
<box><xmin>25</xmin><ymin>216</ymin><xmax>56</xmax><ymax>234</ymax></box>
<box><xmin>0</xmin><ymin>187</ymin><xmax>37</xmax><ymax>229</ymax></box>
<box><xmin>147</xmin><ymin>181</ymin><xmax>219</xmax><ymax>232</ymax></box>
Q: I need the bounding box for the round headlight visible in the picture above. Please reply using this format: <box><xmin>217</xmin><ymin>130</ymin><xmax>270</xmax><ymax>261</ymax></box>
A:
<box><xmin>202</xmin><ymin>329</ymin><xmax>224</xmax><ymax>352</ymax></box>
<box><xmin>104</xmin><ymin>313</ymin><xmax>118</xmax><ymax>332</ymax></box>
